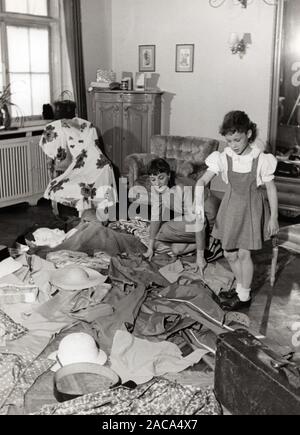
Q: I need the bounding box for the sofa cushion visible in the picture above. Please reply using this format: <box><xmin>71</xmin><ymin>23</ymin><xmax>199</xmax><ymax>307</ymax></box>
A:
<box><xmin>150</xmin><ymin>135</ymin><xmax>219</xmax><ymax>165</ymax></box>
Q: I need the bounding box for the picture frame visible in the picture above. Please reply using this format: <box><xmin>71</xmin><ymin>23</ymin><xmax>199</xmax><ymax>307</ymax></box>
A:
<box><xmin>176</xmin><ymin>44</ymin><xmax>195</xmax><ymax>73</ymax></box>
<box><xmin>139</xmin><ymin>45</ymin><xmax>156</xmax><ymax>72</ymax></box>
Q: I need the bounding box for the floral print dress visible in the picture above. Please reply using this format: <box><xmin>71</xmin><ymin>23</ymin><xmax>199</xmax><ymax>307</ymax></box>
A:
<box><xmin>39</xmin><ymin>118</ymin><xmax>117</xmax><ymax>213</ymax></box>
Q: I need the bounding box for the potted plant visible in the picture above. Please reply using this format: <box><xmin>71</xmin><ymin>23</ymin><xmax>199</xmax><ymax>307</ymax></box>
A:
<box><xmin>0</xmin><ymin>84</ymin><xmax>15</xmax><ymax>130</ymax></box>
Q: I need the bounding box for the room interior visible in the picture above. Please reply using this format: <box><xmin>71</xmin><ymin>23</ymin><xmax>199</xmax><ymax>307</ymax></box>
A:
<box><xmin>0</xmin><ymin>0</ymin><xmax>300</xmax><ymax>416</ymax></box>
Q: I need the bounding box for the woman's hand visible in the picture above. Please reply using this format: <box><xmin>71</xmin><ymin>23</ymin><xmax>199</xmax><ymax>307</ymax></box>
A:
<box><xmin>268</xmin><ymin>217</ymin><xmax>279</xmax><ymax>237</ymax></box>
<box><xmin>143</xmin><ymin>247</ymin><xmax>154</xmax><ymax>262</ymax></box>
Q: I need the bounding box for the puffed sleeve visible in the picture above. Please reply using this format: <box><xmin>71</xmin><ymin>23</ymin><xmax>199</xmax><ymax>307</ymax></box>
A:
<box><xmin>260</xmin><ymin>153</ymin><xmax>278</xmax><ymax>183</ymax></box>
<box><xmin>205</xmin><ymin>151</ymin><xmax>222</xmax><ymax>175</ymax></box>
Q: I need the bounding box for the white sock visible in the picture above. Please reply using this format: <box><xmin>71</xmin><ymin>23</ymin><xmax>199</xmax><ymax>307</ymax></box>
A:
<box><xmin>237</xmin><ymin>287</ymin><xmax>251</xmax><ymax>302</ymax></box>
<box><xmin>236</xmin><ymin>282</ymin><xmax>242</xmax><ymax>292</ymax></box>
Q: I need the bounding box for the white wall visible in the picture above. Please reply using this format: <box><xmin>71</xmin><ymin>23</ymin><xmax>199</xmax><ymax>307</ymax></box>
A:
<box><xmin>111</xmin><ymin>0</ymin><xmax>276</xmax><ymax>144</ymax></box>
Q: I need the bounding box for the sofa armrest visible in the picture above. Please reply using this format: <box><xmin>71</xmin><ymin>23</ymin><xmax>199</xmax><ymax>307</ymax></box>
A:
<box><xmin>124</xmin><ymin>153</ymin><xmax>159</xmax><ymax>188</ymax></box>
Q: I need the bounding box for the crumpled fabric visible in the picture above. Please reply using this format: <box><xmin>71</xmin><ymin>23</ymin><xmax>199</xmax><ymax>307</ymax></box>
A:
<box><xmin>90</xmin><ymin>255</ymin><xmax>169</xmax><ymax>351</ymax></box>
<box><xmin>30</xmin><ymin>222</ymin><xmax>147</xmax><ymax>260</ymax></box>
<box><xmin>156</xmin><ymin>283</ymin><xmax>229</xmax><ymax>336</ymax></box>
<box><xmin>159</xmin><ymin>260</ymin><xmax>185</xmax><ymax>284</ymax></box>
<box><xmin>110</xmin><ymin>330</ymin><xmax>207</xmax><ymax>384</ymax></box>
<box><xmin>91</xmin><ymin>284</ymin><xmax>148</xmax><ymax>352</ymax></box>
<box><xmin>109</xmin><ymin>254</ymin><xmax>169</xmax><ymax>288</ymax></box>
<box><xmin>33</xmin><ymin>378</ymin><xmax>222</xmax><ymax>415</ymax></box>
<box><xmin>33</xmin><ymin>285</ymin><xmax>112</xmax><ymax>324</ymax></box>
<box><xmin>180</xmin><ymin>262</ymin><xmax>235</xmax><ymax>295</ymax></box>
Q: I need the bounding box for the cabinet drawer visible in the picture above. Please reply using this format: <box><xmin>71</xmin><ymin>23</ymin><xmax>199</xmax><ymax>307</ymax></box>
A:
<box><xmin>93</xmin><ymin>92</ymin><xmax>123</xmax><ymax>103</ymax></box>
<box><xmin>93</xmin><ymin>91</ymin><xmax>160</xmax><ymax>105</ymax></box>
<box><xmin>122</xmin><ymin>93</ymin><xmax>155</xmax><ymax>104</ymax></box>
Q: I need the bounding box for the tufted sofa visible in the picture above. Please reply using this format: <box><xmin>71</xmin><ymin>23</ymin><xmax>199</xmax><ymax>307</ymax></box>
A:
<box><xmin>125</xmin><ymin>135</ymin><xmax>219</xmax><ymax>189</ymax></box>
<box><xmin>124</xmin><ymin>135</ymin><xmax>220</xmax><ymax>228</ymax></box>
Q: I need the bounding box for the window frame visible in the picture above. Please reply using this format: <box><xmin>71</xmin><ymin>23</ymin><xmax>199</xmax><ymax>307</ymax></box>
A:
<box><xmin>0</xmin><ymin>0</ymin><xmax>62</xmax><ymax>125</ymax></box>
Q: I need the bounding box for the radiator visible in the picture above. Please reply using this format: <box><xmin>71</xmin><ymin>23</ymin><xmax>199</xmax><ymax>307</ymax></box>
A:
<box><xmin>0</xmin><ymin>141</ymin><xmax>30</xmax><ymax>200</ymax></box>
<box><xmin>0</xmin><ymin>135</ymin><xmax>48</xmax><ymax>206</ymax></box>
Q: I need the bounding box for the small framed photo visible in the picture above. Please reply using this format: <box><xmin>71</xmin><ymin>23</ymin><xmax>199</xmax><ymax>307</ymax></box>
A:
<box><xmin>176</xmin><ymin>44</ymin><xmax>195</xmax><ymax>73</ymax></box>
<box><xmin>139</xmin><ymin>45</ymin><xmax>156</xmax><ymax>72</ymax></box>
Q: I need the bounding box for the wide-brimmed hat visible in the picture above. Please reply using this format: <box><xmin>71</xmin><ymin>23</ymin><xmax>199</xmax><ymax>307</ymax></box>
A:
<box><xmin>49</xmin><ymin>266</ymin><xmax>106</xmax><ymax>291</ymax></box>
<box><xmin>49</xmin><ymin>332</ymin><xmax>107</xmax><ymax>372</ymax></box>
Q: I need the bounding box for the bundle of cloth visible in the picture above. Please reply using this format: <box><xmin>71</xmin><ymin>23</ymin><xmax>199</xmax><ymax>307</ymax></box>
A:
<box><xmin>29</xmin><ymin>221</ymin><xmax>147</xmax><ymax>259</ymax></box>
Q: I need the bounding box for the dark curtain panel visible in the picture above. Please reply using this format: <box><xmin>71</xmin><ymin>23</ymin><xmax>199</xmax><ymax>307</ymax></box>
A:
<box><xmin>63</xmin><ymin>0</ymin><xmax>87</xmax><ymax>119</ymax></box>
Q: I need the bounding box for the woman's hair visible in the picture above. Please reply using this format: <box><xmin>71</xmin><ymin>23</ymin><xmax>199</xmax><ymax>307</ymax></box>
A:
<box><xmin>220</xmin><ymin>111</ymin><xmax>257</xmax><ymax>143</ymax></box>
<box><xmin>147</xmin><ymin>158</ymin><xmax>171</xmax><ymax>176</ymax></box>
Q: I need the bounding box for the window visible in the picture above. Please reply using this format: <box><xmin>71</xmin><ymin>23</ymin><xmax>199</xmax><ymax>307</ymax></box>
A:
<box><xmin>5</xmin><ymin>0</ymin><xmax>48</xmax><ymax>16</ymax></box>
<box><xmin>0</xmin><ymin>0</ymin><xmax>70</xmax><ymax>123</ymax></box>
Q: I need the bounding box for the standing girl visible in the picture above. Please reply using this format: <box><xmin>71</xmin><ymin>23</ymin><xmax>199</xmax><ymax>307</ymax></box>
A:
<box><xmin>196</xmin><ymin>111</ymin><xmax>279</xmax><ymax>311</ymax></box>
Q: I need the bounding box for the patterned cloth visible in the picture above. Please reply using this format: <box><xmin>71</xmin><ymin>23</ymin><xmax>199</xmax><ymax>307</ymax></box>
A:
<box><xmin>46</xmin><ymin>250</ymin><xmax>111</xmax><ymax>272</ymax></box>
<box><xmin>33</xmin><ymin>378</ymin><xmax>222</xmax><ymax>415</ymax></box>
<box><xmin>109</xmin><ymin>219</ymin><xmax>151</xmax><ymax>248</ymax></box>
<box><xmin>39</xmin><ymin>118</ymin><xmax>117</xmax><ymax>213</ymax></box>
<box><xmin>0</xmin><ymin>350</ymin><xmax>54</xmax><ymax>414</ymax></box>
<box><xmin>0</xmin><ymin>310</ymin><xmax>27</xmax><ymax>343</ymax></box>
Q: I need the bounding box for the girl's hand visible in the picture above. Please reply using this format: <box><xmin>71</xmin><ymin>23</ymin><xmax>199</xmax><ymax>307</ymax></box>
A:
<box><xmin>197</xmin><ymin>254</ymin><xmax>208</xmax><ymax>278</ymax></box>
<box><xmin>143</xmin><ymin>248</ymin><xmax>154</xmax><ymax>261</ymax></box>
<box><xmin>190</xmin><ymin>252</ymin><xmax>207</xmax><ymax>278</ymax></box>
<box><xmin>268</xmin><ymin>217</ymin><xmax>279</xmax><ymax>237</ymax></box>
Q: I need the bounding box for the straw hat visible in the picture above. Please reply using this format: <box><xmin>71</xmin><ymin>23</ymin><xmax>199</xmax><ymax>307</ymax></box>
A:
<box><xmin>49</xmin><ymin>266</ymin><xmax>106</xmax><ymax>291</ymax></box>
<box><xmin>49</xmin><ymin>332</ymin><xmax>107</xmax><ymax>372</ymax></box>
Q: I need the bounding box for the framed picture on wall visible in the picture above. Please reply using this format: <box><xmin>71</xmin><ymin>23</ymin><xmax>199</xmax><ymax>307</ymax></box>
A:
<box><xmin>176</xmin><ymin>44</ymin><xmax>194</xmax><ymax>73</ymax></box>
<box><xmin>139</xmin><ymin>45</ymin><xmax>156</xmax><ymax>72</ymax></box>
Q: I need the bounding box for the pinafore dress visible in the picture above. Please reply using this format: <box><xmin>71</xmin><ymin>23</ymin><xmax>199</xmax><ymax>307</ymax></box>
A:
<box><xmin>212</xmin><ymin>155</ymin><xmax>270</xmax><ymax>251</ymax></box>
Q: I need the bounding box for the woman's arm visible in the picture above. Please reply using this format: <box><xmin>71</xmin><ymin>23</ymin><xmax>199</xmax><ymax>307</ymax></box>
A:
<box><xmin>265</xmin><ymin>180</ymin><xmax>279</xmax><ymax>236</ymax></box>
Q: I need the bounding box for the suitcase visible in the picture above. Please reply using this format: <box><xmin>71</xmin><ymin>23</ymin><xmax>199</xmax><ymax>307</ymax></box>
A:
<box><xmin>214</xmin><ymin>329</ymin><xmax>300</xmax><ymax>415</ymax></box>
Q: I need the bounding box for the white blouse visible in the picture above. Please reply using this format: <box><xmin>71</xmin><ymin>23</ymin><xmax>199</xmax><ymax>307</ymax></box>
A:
<box><xmin>205</xmin><ymin>144</ymin><xmax>278</xmax><ymax>187</ymax></box>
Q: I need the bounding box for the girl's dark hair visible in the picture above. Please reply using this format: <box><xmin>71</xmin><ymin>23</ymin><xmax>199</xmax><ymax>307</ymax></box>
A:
<box><xmin>220</xmin><ymin>111</ymin><xmax>257</xmax><ymax>143</ymax></box>
<box><xmin>147</xmin><ymin>158</ymin><xmax>171</xmax><ymax>176</ymax></box>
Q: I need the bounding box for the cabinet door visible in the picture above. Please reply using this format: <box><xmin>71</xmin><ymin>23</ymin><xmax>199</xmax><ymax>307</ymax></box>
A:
<box><xmin>94</xmin><ymin>101</ymin><xmax>123</xmax><ymax>170</ymax></box>
<box><xmin>123</xmin><ymin>102</ymin><xmax>151</xmax><ymax>159</ymax></box>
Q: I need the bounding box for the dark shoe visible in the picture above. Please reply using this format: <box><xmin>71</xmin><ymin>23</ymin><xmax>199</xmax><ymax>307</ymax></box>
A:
<box><xmin>218</xmin><ymin>288</ymin><xmax>238</xmax><ymax>301</ymax></box>
<box><xmin>205</xmin><ymin>239</ymin><xmax>223</xmax><ymax>263</ymax></box>
<box><xmin>220</xmin><ymin>295</ymin><xmax>252</xmax><ymax>312</ymax></box>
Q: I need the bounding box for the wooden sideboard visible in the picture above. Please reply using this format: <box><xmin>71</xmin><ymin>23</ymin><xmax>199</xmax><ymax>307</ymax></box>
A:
<box><xmin>0</xmin><ymin>127</ymin><xmax>49</xmax><ymax>208</ymax></box>
<box><xmin>90</xmin><ymin>89</ymin><xmax>163</xmax><ymax>174</ymax></box>
<box><xmin>275</xmin><ymin>176</ymin><xmax>300</xmax><ymax>217</ymax></box>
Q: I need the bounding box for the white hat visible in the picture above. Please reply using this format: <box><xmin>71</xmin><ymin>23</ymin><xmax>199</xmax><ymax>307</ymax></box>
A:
<box><xmin>49</xmin><ymin>332</ymin><xmax>107</xmax><ymax>372</ymax></box>
<box><xmin>49</xmin><ymin>266</ymin><xmax>106</xmax><ymax>291</ymax></box>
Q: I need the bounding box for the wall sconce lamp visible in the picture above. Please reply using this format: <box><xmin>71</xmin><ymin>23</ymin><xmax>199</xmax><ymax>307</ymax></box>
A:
<box><xmin>209</xmin><ymin>0</ymin><xmax>277</xmax><ymax>8</ymax></box>
<box><xmin>229</xmin><ymin>32</ymin><xmax>252</xmax><ymax>58</ymax></box>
